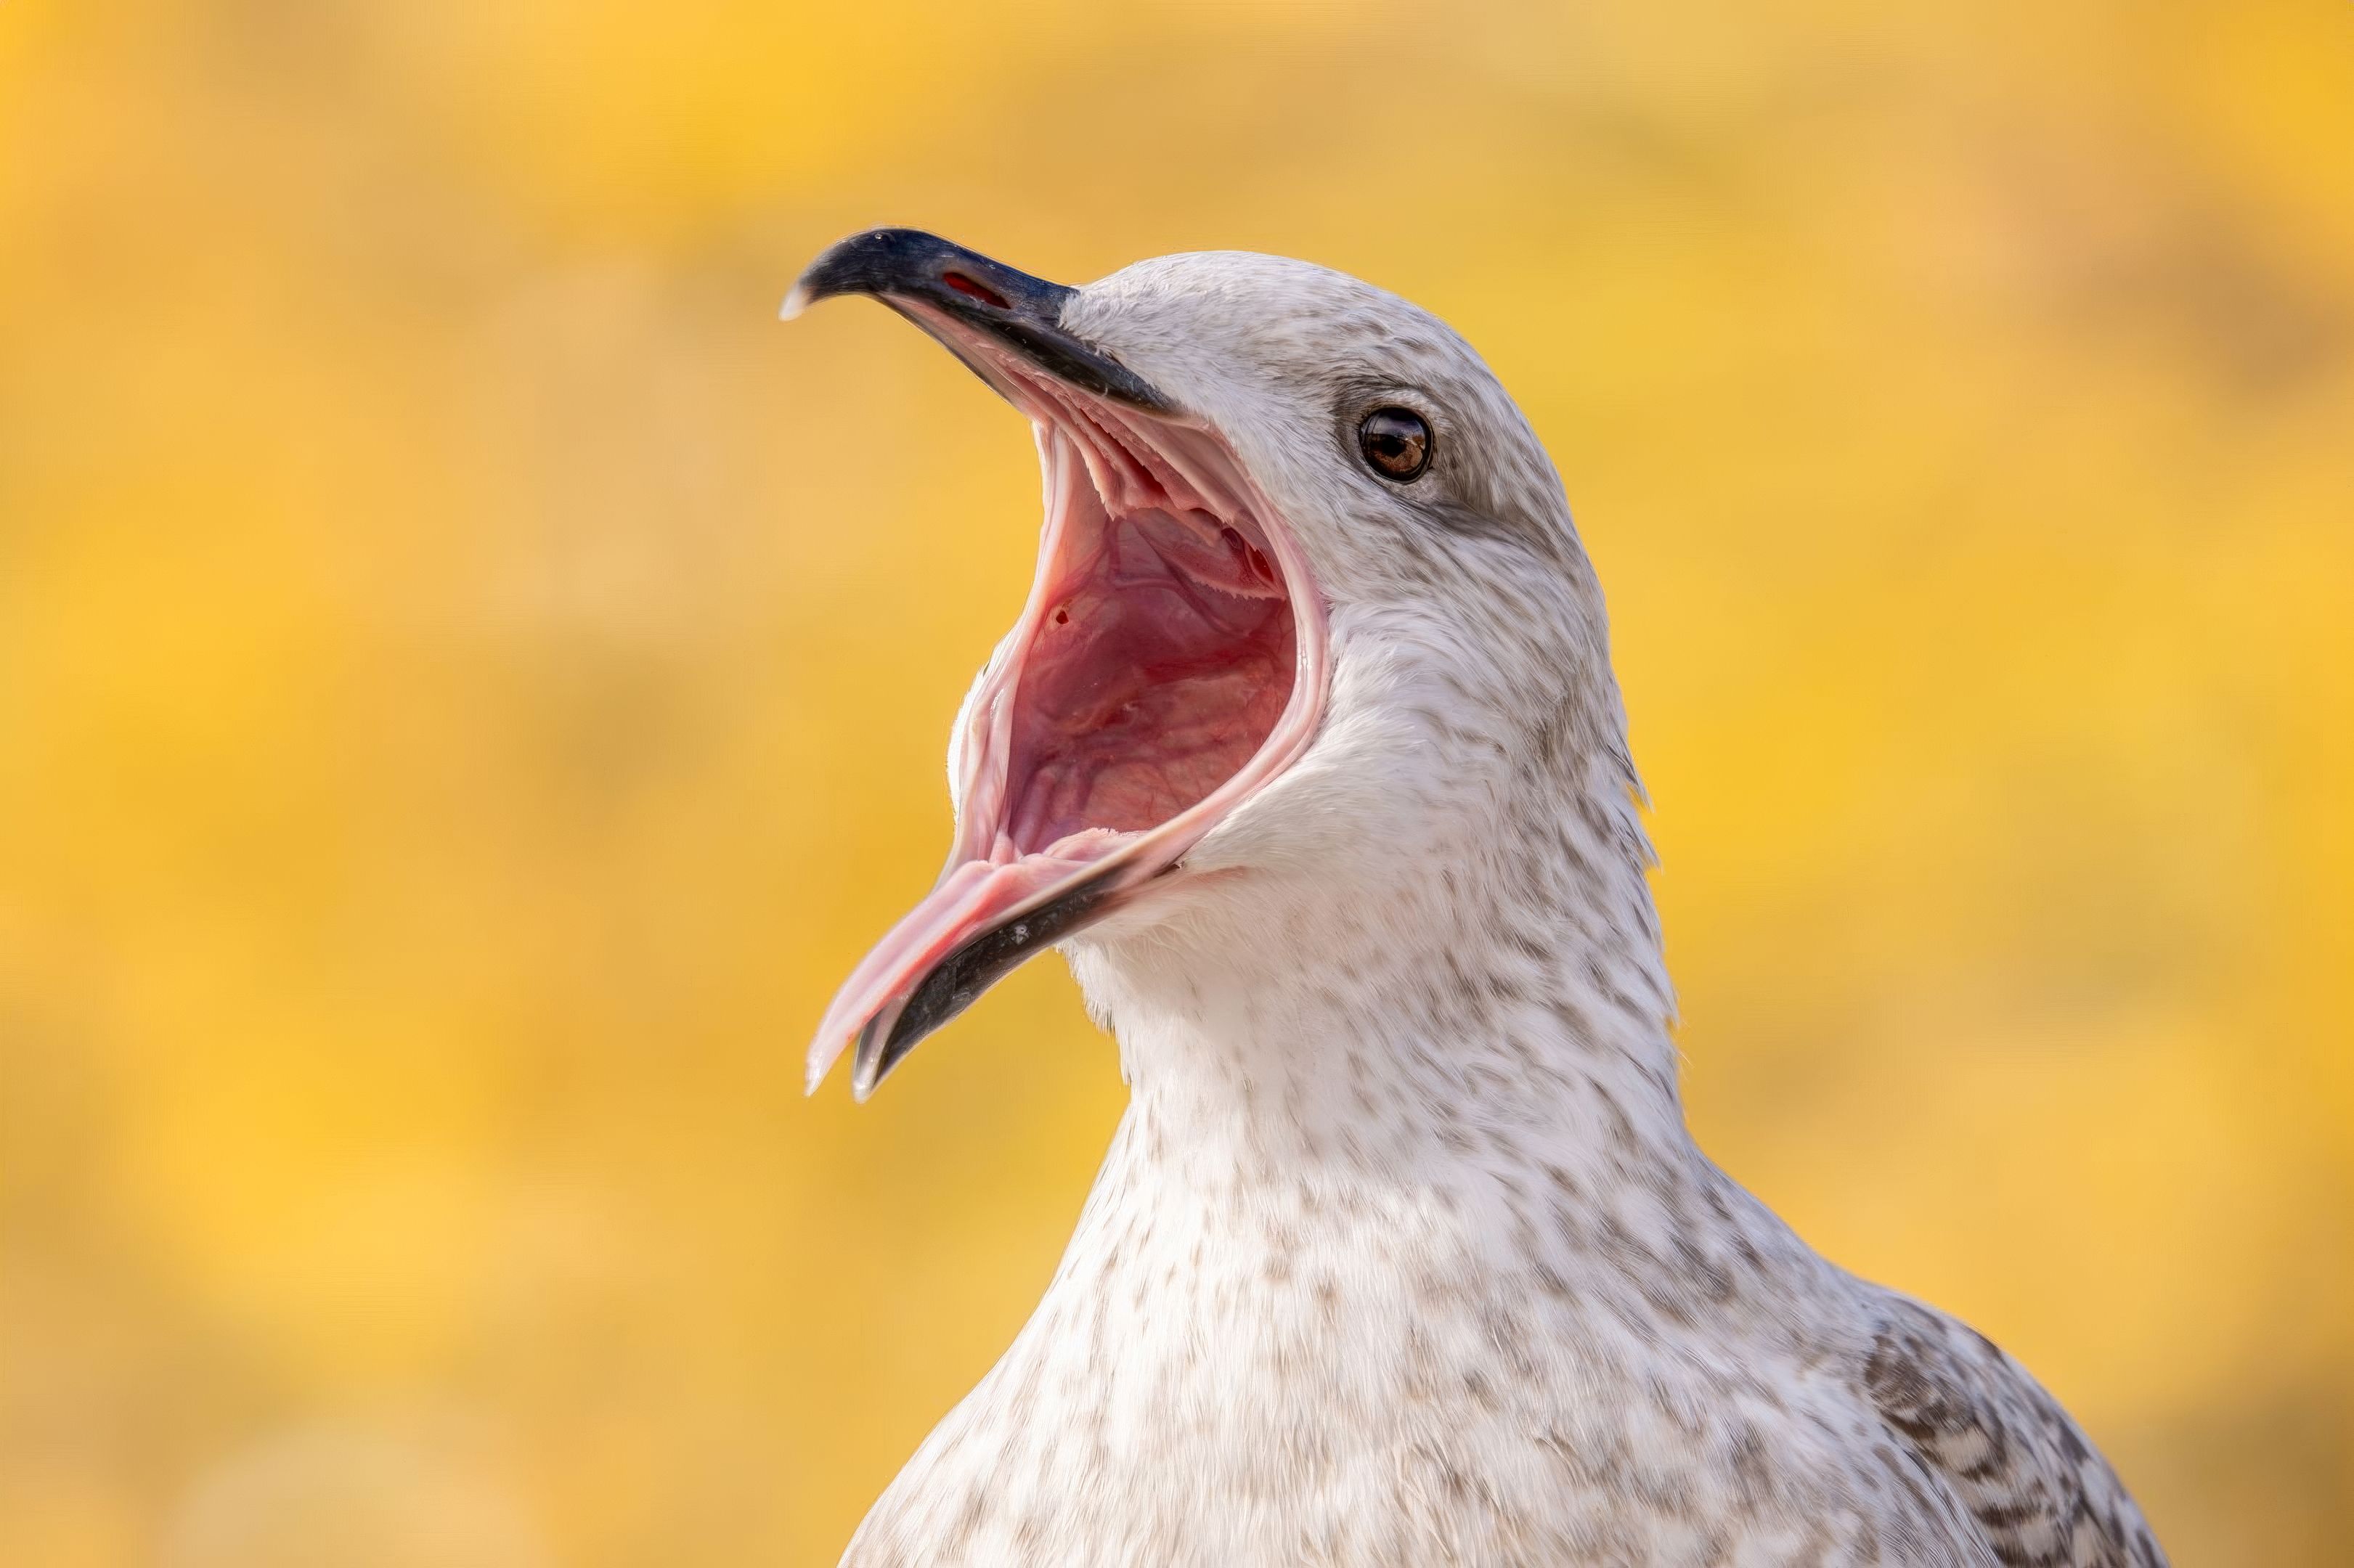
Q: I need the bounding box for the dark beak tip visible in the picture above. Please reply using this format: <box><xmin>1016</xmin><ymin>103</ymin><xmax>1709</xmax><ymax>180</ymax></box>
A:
<box><xmin>778</xmin><ymin>227</ymin><xmax>1173</xmax><ymax>411</ymax></box>
<box><xmin>780</xmin><ymin>226</ymin><xmax>1050</xmax><ymax>320</ymax></box>
<box><xmin>782</xmin><ymin>226</ymin><xmax>925</xmax><ymax>319</ymax></box>
<box><xmin>822</xmin><ymin>871</ymin><xmax>1125</xmax><ymax>1103</ymax></box>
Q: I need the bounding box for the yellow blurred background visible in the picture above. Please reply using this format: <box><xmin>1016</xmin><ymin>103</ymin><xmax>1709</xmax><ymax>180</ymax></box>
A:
<box><xmin>2</xmin><ymin>1</ymin><xmax>2349</xmax><ymax>1562</ymax></box>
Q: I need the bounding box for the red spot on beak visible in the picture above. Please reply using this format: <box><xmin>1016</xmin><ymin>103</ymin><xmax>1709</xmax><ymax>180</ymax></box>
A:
<box><xmin>942</xmin><ymin>271</ymin><xmax>1009</xmax><ymax>309</ymax></box>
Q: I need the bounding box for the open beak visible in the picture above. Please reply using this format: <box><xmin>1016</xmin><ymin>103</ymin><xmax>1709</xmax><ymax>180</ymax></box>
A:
<box><xmin>788</xmin><ymin>229</ymin><xmax>1330</xmax><ymax>1099</ymax></box>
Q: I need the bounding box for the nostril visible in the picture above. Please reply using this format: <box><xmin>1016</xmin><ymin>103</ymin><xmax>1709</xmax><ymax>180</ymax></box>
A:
<box><xmin>1054</xmin><ymin>607</ymin><xmax>1070</xmax><ymax>626</ymax></box>
<box><xmin>942</xmin><ymin>271</ymin><xmax>1009</xmax><ymax>309</ymax></box>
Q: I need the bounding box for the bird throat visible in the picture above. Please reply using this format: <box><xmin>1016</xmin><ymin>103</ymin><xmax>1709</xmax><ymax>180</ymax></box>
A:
<box><xmin>1070</xmin><ymin>759</ymin><xmax>1684</xmax><ymax>1179</ymax></box>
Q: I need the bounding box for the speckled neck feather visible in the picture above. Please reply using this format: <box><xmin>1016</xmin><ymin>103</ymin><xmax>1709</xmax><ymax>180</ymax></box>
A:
<box><xmin>1087</xmin><ymin>704</ymin><xmax>1678</xmax><ymax>1186</ymax></box>
<box><xmin>813</xmin><ymin>238</ymin><xmax>2165</xmax><ymax>1568</ymax></box>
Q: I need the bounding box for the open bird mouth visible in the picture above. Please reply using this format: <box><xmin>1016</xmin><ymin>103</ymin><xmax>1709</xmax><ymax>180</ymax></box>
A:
<box><xmin>789</xmin><ymin>231</ymin><xmax>1330</xmax><ymax>1098</ymax></box>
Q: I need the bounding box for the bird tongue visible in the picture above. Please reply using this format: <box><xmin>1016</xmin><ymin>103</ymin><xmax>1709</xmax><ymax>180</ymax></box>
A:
<box><xmin>806</xmin><ymin>420</ymin><xmax>1299</xmax><ymax>1098</ymax></box>
<box><xmin>803</xmin><ymin>852</ymin><xmax>1118</xmax><ymax>1095</ymax></box>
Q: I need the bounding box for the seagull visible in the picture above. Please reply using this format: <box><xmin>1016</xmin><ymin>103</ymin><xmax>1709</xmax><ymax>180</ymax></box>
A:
<box><xmin>785</xmin><ymin>229</ymin><xmax>2167</xmax><ymax>1568</ymax></box>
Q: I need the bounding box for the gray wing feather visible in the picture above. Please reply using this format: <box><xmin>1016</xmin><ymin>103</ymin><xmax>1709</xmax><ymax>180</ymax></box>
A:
<box><xmin>1863</xmin><ymin>1295</ymin><xmax>2166</xmax><ymax>1568</ymax></box>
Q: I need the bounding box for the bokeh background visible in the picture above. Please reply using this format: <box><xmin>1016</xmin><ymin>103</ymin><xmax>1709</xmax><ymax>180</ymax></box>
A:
<box><xmin>4</xmin><ymin>1</ymin><xmax>2350</xmax><ymax>1562</ymax></box>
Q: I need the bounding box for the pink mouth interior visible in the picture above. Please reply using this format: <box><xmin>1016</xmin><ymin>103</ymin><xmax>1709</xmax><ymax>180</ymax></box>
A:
<box><xmin>807</xmin><ymin>313</ymin><xmax>1328</xmax><ymax>1095</ymax></box>
<box><xmin>1006</xmin><ymin>495</ymin><xmax>1295</xmax><ymax>854</ymax></box>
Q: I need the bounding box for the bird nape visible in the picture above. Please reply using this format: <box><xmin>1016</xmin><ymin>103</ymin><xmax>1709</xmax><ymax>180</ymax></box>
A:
<box><xmin>786</xmin><ymin>228</ymin><xmax>2167</xmax><ymax>1568</ymax></box>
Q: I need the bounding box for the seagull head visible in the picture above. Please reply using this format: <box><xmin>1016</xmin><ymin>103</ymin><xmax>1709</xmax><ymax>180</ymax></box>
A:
<box><xmin>791</xmin><ymin>229</ymin><xmax>1625</xmax><ymax>1100</ymax></box>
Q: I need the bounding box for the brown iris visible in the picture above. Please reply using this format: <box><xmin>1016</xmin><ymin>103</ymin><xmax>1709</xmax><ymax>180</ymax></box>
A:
<box><xmin>1357</xmin><ymin>407</ymin><xmax>1433</xmax><ymax>481</ymax></box>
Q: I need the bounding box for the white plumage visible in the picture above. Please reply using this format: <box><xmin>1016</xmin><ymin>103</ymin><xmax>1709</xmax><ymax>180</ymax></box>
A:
<box><xmin>789</xmin><ymin>232</ymin><xmax>2165</xmax><ymax>1567</ymax></box>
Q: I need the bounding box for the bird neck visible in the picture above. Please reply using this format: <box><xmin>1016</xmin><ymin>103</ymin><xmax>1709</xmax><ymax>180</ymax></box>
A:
<box><xmin>1069</xmin><ymin>749</ymin><xmax>1688</xmax><ymax>1188</ymax></box>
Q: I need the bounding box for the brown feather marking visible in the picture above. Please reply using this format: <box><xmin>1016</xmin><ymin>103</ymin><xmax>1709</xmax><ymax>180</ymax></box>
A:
<box><xmin>1865</xmin><ymin>1297</ymin><xmax>2167</xmax><ymax>1567</ymax></box>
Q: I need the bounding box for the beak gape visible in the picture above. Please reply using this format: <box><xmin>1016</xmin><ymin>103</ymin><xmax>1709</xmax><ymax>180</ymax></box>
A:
<box><xmin>789</xmin><ymin>229</ymin><xmax>1322</xmax><ymax>1101</ymax></box>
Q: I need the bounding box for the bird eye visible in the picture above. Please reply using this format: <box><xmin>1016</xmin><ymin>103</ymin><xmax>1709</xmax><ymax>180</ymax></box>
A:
<box><xmin>1357</xmin><ymin>407</ymin><xmax>1433</xmax><ymax>481</ymax></box>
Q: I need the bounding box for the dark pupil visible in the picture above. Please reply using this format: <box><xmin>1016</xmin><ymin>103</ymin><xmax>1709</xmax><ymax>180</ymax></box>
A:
<box><xmin>1360</xmin><ymin>408</ymin><xmax>1430</xmax><ymax>478</ymax></box>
